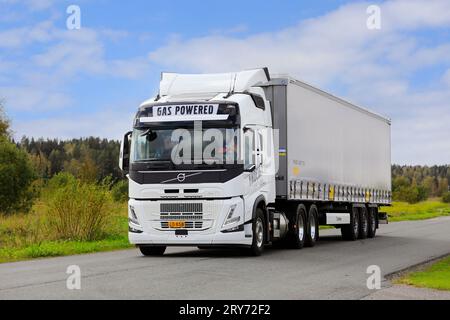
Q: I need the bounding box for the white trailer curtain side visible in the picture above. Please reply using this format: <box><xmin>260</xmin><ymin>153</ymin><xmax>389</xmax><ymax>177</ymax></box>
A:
<box><xmin>262</xmin><ymin>77</ymin><xmax>392</xmax><ymax>205</ymax></box>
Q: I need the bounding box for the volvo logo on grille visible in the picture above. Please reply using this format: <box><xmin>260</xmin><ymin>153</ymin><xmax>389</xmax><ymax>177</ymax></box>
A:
<box><xmin>177</xmin><ymin>173</ymin><xmax>186</xmax><ymax>182</ymax></box>
<box><xmin>161</xmin><ymin>172</ymin><xmax>203</xmax><ymax>184</ymax></box>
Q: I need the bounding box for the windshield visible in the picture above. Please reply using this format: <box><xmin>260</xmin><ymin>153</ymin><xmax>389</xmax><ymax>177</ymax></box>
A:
<box><xmin>131</xmin><ymin>126</ymin><xmax>240</xmax><ymax>165</ymax></box>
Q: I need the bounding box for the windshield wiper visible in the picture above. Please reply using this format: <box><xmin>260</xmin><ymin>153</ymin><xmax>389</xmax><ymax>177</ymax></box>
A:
<box><xmin>136</xmin><ymin>158</ymin><xmax>172</xmax><ymax>162</ymax></box>
<box><xmin>140</xmin><ymin>129</ymin><xmax>152</xmax><ymax>136</ymax></box>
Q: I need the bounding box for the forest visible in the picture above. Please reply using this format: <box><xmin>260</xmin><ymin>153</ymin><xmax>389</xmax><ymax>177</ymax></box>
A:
<box><xmin>17</xmin><ymin>136</ymin><xmax>122</xmax><ymax>182</ymax></box>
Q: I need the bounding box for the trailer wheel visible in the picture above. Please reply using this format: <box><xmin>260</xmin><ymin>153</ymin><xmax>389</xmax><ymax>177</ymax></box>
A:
<box><xmin>287</xmin><ymin>204</ymin><xmax>307</xmax><ymax>249</ymax></box>
<box><xmin>359</xmin><ymin>206</ymin><xmax>369</xmax><ymax>239</ymax></box>
<box><xmin>248</xmin><ymin>208</ymin><xmax>265</xmax><ymax>256</ymax></box>
<box><xmin>341</xmin><ymin>207</ymin><xmax>360</xmax><ymax>241</ymax></box>
<box><xmin>139</xmin><ymin>246</ymin><xmax>166</xmax><ymax>256</ymax></box>
<box><xmin>305</xmin><ymin>205</ymin><xmax>319</xmax><ymax>247</ymax></box>
<box><xmin>367</xmin><ymin>207</ymin><xmax>377</xmax><ymax>238</ymax></box>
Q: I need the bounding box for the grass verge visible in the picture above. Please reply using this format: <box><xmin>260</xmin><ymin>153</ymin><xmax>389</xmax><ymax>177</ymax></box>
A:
<box><xmin>0</xmin><ymin>200</ymin><xmax>132</xmax><ymax>264</ymax></box>
<box><xmin>0</xmin><ymin>236</ymin><xmax>132</xmax><ymax>264</ymax></box>
<box><xmin>381</xmin><ymin>200</ymin><xmax>450</xmax><ymax>222</ymax></box>
<box><xmin>395</xmin><ymin>256</ymin><xmax>450</xmax><ymax>291</ymax></box>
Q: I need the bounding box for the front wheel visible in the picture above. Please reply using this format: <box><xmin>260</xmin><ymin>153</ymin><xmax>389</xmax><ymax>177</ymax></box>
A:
<box><xmin>139</xmin><ymin>245</ymin><xmax>166</xmax><ymax>256</ymax></box>
<box><xmin>248</xmin><ymin>208</ymin><xmax>265</xmax><ymax>256</ymax></box>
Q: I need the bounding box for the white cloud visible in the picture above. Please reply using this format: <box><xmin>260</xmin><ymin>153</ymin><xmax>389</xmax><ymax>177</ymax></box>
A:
<box><xmin>149</xmin><ymin>1</ymin><xmax>450</xmax><ymax>85</ymax></box>
<box><xmin>0</xmin><ymin>19</ymin><xmax>151</xmax><ymax>114</ymax></box>
<box><xmin>210</xmin><ymin>24</ymin><xmax>248</xmax><ymax>36</ymax></box>
<box><xmin>0</xmin><ymin>20</ymin><xmax>54</xmax><ymax>48</ymax></box>
<box><xmin>0</xmin><ymin>0</ymin><xmax>56</xmax><ymax>11</ymax></box>
<box><xmin>31</xmin><ymin>28</ymin><xmax>151</xmax><ymax>80</ymax></box>
<box><xmin>12</xmin><ymin>108</ymin><xmax>136</xmax><ymax>140</ymax></box>
<box><xmin>0</xmin><ymin>86</ymin><xmax>72</xmax><ymax>111</ymax></box>
<box><xmin>443</xmin><ymin>69</ymin><xmax>450</xmax><ymax>86</ymax></box>
<box><xmin>25</xmin><ymin>0</ymin><xmax>55</xmax><ymax>11</ymax></box>
<box><xmin>394</xmin><ymin>105</ymin><xmax>450</xmax><ymax>165</ymax></box>
<box><xmin>382</xmin><ymin>0</ymin><xmax>450</xmax><ymax>30</ymax></box>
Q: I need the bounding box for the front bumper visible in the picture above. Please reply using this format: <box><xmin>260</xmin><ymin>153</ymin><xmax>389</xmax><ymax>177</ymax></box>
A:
<box><xmin>128</xmin><ymin>198</ymin><xmax>252</xmax><ymax>246</ymax></box>
<box><xmin>129</xmin><ymin>228</ymin><xmax>251</xmax><ymax>246</ymax></box>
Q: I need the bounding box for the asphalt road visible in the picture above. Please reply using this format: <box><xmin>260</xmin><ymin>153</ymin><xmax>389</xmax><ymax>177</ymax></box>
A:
<box><xmin>1</xmin><ymin>217</ymin><xmax>449</xmax><ymax>300</ymax></box>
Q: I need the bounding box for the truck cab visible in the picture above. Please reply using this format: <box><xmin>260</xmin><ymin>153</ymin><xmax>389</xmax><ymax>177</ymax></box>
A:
<box><xmin>120</xmin><ymin>68</ymin><xmax>277</xmax><ymax>256</ymax></box>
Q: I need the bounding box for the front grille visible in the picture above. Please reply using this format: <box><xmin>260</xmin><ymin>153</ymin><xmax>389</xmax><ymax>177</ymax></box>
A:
<box><xmin>160</xmin><ymin>203</ymin><xmax>204</xmax><ymax>230</ymax></box>
<box><xmin>161</xmin><ymin>214</ymin><xmax>203</xmax><ymax>220</ymax></box>
<box><xmin>161</xmin><ymin>222</ymin><xmax>203</xmax><ymax>229</ymax></box>
<box><xmin>160</xmin><ymin>203</ymin><xmax>202</xmax><ymax>214</ymax></box>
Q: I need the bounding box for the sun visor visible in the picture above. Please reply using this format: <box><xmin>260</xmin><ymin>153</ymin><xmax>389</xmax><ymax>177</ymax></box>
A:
<box><xmin>160</xmin><ymin>68</ymin><xmax>270</xmax><ymax>97</ymax></box>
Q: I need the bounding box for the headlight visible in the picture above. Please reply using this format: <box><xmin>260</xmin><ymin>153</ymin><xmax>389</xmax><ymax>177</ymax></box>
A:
<box><xmin>223</xmin><ymin>204</ymin><xmax>240</xmax><ymax>227</ymax></box>
<box><xmin>129</xmin><ymin>206</ymin><xmax>140</xmax><ymax>226</ymax></box>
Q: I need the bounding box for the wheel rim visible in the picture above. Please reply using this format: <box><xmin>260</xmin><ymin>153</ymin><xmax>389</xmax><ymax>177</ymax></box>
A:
<box><xmin>370</xmin><ymin>211</ymin><xmax>376</xmax><ymax>232</ymax></box>
<box><xmin>363</xmin><ymin>213</ymin><xmax>368</xmax><ymax>233</ymax></box>
<box><xmin>298</xmin><ymin>215</ymin><xmax>305</xmax><ymax>241</ymax></box>
<box><xmin>353</xmin><ymin>212</ymin><xmax>359</xmax><ymax>235</ymax></box>
<box><xmin>255</xmin><ymin>218</ymin><xmax>264</xmax><ymax>248</ymax></box>
<box><xmin>310</xmin><ymin>215</ymin><xmax>316</xmax><ymax>239</ymax></box>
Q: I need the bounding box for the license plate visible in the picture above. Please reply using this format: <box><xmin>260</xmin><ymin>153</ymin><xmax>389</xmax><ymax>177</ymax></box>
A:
<box><xmin>169</xmin><ymin>221</ymin><xmax>186</xmax><ymax>229</ymax></box>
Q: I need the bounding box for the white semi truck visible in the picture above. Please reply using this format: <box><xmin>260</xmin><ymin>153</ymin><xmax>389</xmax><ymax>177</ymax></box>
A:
<box><xmin>119</xmin><ymin>68</ymin><xmax>391</xmax><ymax>256</ymax></box>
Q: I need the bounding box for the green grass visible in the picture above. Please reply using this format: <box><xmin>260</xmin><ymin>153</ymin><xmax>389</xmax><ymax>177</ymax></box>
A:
<box><xmin>396</xmin><ymin>256</ymin><xmax>450</xmax><ymax>291</ymax></box>
<box><xmin>0</xmin><ymin>236</ymin><xmax>132</xmax><ymax>264</ymax></box>
<box><xmin>0</xmin><ymin>200</ymin><xmax>132</xmax><ymax>264</ymax></box>
<box><xmin>382</xmin><ymin>200</ymin><xmax>450</xmax><ymax>222</ymax></box>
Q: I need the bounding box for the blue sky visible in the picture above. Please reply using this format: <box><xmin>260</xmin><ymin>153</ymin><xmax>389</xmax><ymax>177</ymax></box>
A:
<box><xmin>1</xmin><ymin>0</ymin><xmax>450</xmax><ymax>165</ymax></box>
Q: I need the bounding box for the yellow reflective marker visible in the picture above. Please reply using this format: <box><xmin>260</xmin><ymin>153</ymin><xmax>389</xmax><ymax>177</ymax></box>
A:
<box><xmin>329</xmin><ymin>186</ymin><xmax>335</xmax><ymax>201</ymax></box>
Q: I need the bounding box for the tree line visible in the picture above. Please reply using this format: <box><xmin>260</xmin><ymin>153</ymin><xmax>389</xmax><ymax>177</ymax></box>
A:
<box><xmin>392</xmin><ymin>165</ymin><xmax>449</xmax><ymax>203</ymax></box>
<box><xmin>1</xmin><ymin>102</ymin><xmax>126</xmax><ymax>214</ymax></box>
<box><xmin>17</xmin><ymin>136</ymin><xmax>122</xmax><ymax>182</ymax></box>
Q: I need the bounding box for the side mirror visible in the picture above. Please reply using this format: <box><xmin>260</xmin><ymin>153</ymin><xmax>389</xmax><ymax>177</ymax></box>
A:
<box><xmin>119</xmin><ymin>131</ymin><xmax>132</xmax><ymax>175</ymax></box>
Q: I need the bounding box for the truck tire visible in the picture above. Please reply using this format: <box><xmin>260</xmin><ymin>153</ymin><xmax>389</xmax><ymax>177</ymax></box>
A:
<box><xmin>139</xmin><ymin>246</ymin><xmax>166</xmax><ymax>256</ymax></box>
<box><xmin>305</xmin><ymin>205</ymin><xmax>319</xmax><ymax>247</ymax></box>
<box><xmin>287</xmin><ymin>204</ymin><xmax>307</xmax><ymax>249</ymax></box>
<box><xmin>248</xmin><ymin>208</ymin><xmax>266</xmax><ymax>256</ymax></box>
<box><xmin>367</xmin><ymin>207</ymin><xmax>377</xmax><ymax>238</ymax></box>
<box><xmin>359</xmin><ymin>206</ymin><xmax>369</xmax><ymax>239</ymax></box>
<box><xmin>341</xmin><ymin>207</ymin><xmax>360</xmax><ymax>241</ymax></box>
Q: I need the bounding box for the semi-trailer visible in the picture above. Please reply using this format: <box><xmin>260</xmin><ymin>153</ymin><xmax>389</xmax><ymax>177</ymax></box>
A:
<box><xmin>119</xmin><ymin>68</ymin><xmax>391</xmax><ymax>256</ymax></box>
